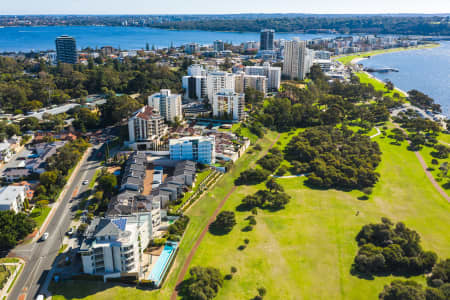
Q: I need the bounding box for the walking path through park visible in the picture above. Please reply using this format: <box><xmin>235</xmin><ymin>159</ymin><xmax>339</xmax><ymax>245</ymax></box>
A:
<box><xmin>391</xmin><ymin>123</ymin><xmax>450</xmax><ymax>202</ymax></box>
<box><xmin>170</xmin><ymin>134</ymin><xmax>281</xmax><ymax>300</ymax></box>
<box><xmin>370</xmin><ymin>127</ymin><xmax>381</xmax><ymax>139</ymax></box>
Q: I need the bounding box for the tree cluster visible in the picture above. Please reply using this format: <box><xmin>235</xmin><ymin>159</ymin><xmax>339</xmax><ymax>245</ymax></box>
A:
<box><xmin>0</xmin><ymin>56</ymin><xmax>181</xmax><ymax>114</ymax></box>
<box><xmin>34</xmin><ymin>138</ymin><xmax>90</xmax><ymax>202</ymax></box>
<box><xmin>240</xmin><ymin>179</ymin><xmax>290</xmax><ymax>211</ymax></box>
<box><xmin>379</xmin><ymin>280</ymin><xmax>449</xmax><ymax>300</ymax></box>
<box><xmin>177</xmin><ymin>266</ymin><xmax>223</xmax><ymax>300</ymax></box>
<box><xmin>209</xmin><ymin>211</ymin><xmax>236</xmax><ymax>235</ymax></box>
<box><xmin>0</xmin><ymin>211</ymin><xmax>35</xmax><ymax>250</ymax></box>
<box><xmin>285</xmin><ymin>126</ymin><xmax>381</xmax><ymax>189</ymax></box>
<box><xmin>408</xmin><ymin>90</ymin><xmax>441</xmax><ymax>112</ymax></box>
<box><xmin>150</xmin><ymin>15</ymin><xmax>450</xmax><ymax>36</ymax></box>
<box><xmin>235</xmin><ymin>169</ymin><xmax>270</xmax><ymax>185</ymax></box>
<box><xmin>257</xmin><ymin>148</ymin><xmax>283</xmax><ymax>172</ymax></box>
<box><xmin>352</xmin><ymin>218</ymin><xmax>438</xmax><ymax>277</ymax></box>
<box><xmin>258</xmin><ymin>76</ymin><xmax>393</xmax><ymax>132</ymax></box>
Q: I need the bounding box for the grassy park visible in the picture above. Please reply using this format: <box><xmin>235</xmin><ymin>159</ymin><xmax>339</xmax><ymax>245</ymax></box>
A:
<box><xmin>335</xmin><ymin>44</ymin><xmax>439</xmax><ymax>66</ymax></box>
<box><xmin>183</xmin><ymin>133</ymin><xmax>450</xmax><ymax>300</ymax></box>
<box><xmin>51</xmin><ymin>128</ymin><xmax>450</xmax><ymax>300</ymax></box>
<box><xmin>50</xmin><ymin>131</ymin><xmax>281</xmax><ymax>300</ymax></box>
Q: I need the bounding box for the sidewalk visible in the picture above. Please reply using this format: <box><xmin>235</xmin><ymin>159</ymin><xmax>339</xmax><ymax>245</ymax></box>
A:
<box><xmin>32</xmin><ymin>147</ymin><xmax>92</xmax><ymax>243</ymax></box>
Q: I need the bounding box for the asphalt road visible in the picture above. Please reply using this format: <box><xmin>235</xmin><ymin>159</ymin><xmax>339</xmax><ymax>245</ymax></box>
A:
<box><xmin>8</xmin><ymin>144</ymin><xmax>103</xmax><ymax>300</ymax></box>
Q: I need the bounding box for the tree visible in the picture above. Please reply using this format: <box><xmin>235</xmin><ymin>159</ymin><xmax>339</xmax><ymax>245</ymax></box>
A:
<box><xmin>97</xmin><ymin>173</ymin><xmax>117</xmax><ymax>198</ymax></box>
<box><xmin>235</xmin><ymin>169</ymin><xmax>270</xmax><ymax>185</ymax></box>
<box><xmin>40</xmin><ymin>171</ymin><xmax>59</xmax><ymax>188</ymax></box>
<box><xmin>384</xmin><ymin>80</ymin><xmax>394</xmax><ymax>91</ymax></box>
<box><xmin>177</xmin><ymin>266</ymin><xmax>223</xmax><ymax>300</ymax></box>
<box><xmin>210</xmin><ymin>211</ymin><xmax>236</xmax><ymax>234</ymax></box>
<box><xmin>0</xmin><ymin>211</ymin><xmax>35</xmax><ymax>250</ymax></box>
<box><xmin>270</xmin><ymin>192</ymin><xmax>291</xmax><ymax>209</ymax></box>
<box><xmin>265</xmin><ymin>178</ymin><xmax>284</xmax><ymax>193</ymax></box>
<box><xmin>428</xmin><ymin>259</ymin><xmax>450</xmax><ymax>287</ymax></box>
<box><xmin>379</xmin><ymin>280</ymin><xmax>426</xmax><ymax>300</ymax></box>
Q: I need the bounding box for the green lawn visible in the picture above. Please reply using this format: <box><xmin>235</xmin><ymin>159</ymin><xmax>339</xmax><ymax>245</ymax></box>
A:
<box><xmin>335</xmin><ymin>44</ymin><xmax>439</xmax><ymax>66</ymax></box>
<box><xmin>419</xmin><ymin>144</ymin><xmax>450</xmax><ymax>192</ymax></box>
<box><xmin>49</xmin><ymin>131</ymin><xmax>281</xmax><ymax>300</ymax></box>
<box><xmin>438</xmin><ymin>132</ymin><xmax>450</xmax><ymax>145</ymax></box>
<box><xmin>181</xmin><ymin>134</ymin><xmax>450</xmax><ymax>300</ymax></box>
<box><xmin>30</xmin><ymin>206</ymin><xmax>52</xmax><ymax>229</ymax></box>
<box><xmin>356</xmin><ymin>72</ymin><xmax>407</xmax><ymax>99</ymax></box>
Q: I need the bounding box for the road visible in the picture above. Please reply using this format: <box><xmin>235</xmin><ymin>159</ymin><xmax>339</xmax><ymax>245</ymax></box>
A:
<box><xmin>8</xmin><ymin>144</ymin><xmax>103</xmax><ymax>300</ymax></box>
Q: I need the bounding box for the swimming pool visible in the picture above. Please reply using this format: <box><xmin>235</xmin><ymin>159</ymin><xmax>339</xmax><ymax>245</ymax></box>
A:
<box><xmin>148</xmin><ymin>242</ymin><xmax>178</xmax><ymax>287</ymax></box>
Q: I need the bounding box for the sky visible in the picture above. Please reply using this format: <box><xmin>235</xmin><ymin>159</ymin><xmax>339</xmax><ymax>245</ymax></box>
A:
<box><xmin>1</xmin><ymin>0</ymin><xmax>449</xmax><ymax>15</ymax></box>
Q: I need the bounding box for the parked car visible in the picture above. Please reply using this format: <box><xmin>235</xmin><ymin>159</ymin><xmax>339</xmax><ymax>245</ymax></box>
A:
<box><xmin>67</xmin><ymin>228</ymin><xmax>74</xmax><ymax>236</ymax></box>
<box><xmin>82</xmin><ymin>180</ymin><xmax>89</xmax><ymax>185</ymax></box>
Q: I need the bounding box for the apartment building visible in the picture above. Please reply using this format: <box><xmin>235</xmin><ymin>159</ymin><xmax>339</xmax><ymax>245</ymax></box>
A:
<box><xmin>169</xmin><ymin>136</ymin><xmax>215</xmax><ymax>165</ymax></box>
<box><xmin>148</xmin><ymin>89</ymin><xmax>183</xmax><ymax>123</ymax></box>
<box><xmin>235</xmin><ymin>72</ymin><xmax>267</xmax><ymax>94</ymax></box>
<box><xmin>212</xmin><ymin>89</ymin><xmax>246</xmax><ymax>121</ymax></box>
<box><xmin>55</xmin><ymin>35</ymin><xmax>77</xmax><ymax>64</ymax></box>
<box><xmin>206</xmin><ymin>71</ymin><xmax>235</xmax><ymax>102</ymax></box>
<box><xmin>127</xmin><ymin>106</ymin><xmax>168</xmax><ymax>151</ymax></box>
<box><xmin>80</xmin><ymin>216</ymin><xmax>150</xmax><ymax>278</ymax></box>
<box><xmin>244</xmin><ymin>64</ymin><xmax>281</xmax><ymax>91</ymax></box>
<box><xmin>283</xmin><ymin>39</ymin><xmax>314</xmax><ymax>80</ymax></box>
<box><xmin>260</xmin><ymin>29</ymin><xmax>275</xmax><ymax>51</ymax></box>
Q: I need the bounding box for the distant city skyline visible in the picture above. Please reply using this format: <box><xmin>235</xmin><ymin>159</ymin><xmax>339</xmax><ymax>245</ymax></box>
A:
<box><xmin>1</xmin><ymin>0</ymin><xmax>449</xmax><ymax>15</ymax></box>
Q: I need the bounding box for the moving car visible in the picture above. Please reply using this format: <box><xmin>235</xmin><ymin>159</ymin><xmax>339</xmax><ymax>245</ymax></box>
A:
<box><xmin>41</xmin><ymin>232</ymin><xmax>49</xmax><ymax>241</ymax></box>
<box><xmin>82</xmin><ymin>180</ymin><xmax>89</xmax><ymax>185</ymax></box>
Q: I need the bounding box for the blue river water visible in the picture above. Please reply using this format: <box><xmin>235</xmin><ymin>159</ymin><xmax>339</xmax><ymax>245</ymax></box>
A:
<box><xmin>0</xmin><ymin>26</ymin><xmax>336</xmax><ymax>52</ymax></box>
<box><xmin>361</xmin><ymin>42</ymin><xmax>450</xmax><ymax>115</ymax></box>
<box><xmin>1</xmin><ymin>26</ymin><xmax>448</xmax><ymax>115</ymax></box>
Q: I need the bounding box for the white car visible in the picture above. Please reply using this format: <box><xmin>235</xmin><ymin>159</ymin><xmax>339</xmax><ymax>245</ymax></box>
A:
<box><xmin>41</xmin><ymin>232</ymin><xmax>49</xmax><ymax>241</ymax></box>
<box><xmin>35</xmin><ymin>295</ymin><xmax>44</xmax><ymax>300</ymax></box>
<box><xmin>67</xmin><ymin>228</ymin><xmax>74</xmax><ymax>236</ymax></box>
<box><xmin>82</xmin><ymin>180</ymin><xmax>89</xmax><ymax>185</ymax></box>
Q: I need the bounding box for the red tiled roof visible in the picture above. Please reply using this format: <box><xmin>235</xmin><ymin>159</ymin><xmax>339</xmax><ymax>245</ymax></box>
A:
<box><xmin>136</xmin><ymin>106</ymin><xmax>157</xmax><ymax>120</ymax></box>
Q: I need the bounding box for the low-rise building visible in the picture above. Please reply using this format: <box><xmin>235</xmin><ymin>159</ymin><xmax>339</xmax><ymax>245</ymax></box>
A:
<box><xmin>0</xmin><ymin>140</ymin><xmax>12</xmax><ymax>163</ymax></box>
<box><xmin>0</xmin><ymin>185</ymin><xmax>26</xmax><ymax>212</ymax></box>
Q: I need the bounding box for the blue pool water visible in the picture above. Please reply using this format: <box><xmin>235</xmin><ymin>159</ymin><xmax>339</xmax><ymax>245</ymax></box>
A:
<box><xmin>148</xmin><ymin>242</ymin><xmax>178</xmax><ymax>286</ymax></box>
